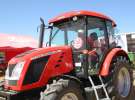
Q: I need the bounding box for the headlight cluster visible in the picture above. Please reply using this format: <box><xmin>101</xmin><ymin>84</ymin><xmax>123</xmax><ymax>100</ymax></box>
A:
<box><xmin>5</xmin><ymin>61</ymin><xmax>25</xmax><ymax>80</ymax></box>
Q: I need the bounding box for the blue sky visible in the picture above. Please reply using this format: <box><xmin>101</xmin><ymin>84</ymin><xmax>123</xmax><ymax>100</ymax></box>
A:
<box><xmin>0</xmin><ymin>0</ymin><xmax>135</xmax><ymax>39</ymax></box>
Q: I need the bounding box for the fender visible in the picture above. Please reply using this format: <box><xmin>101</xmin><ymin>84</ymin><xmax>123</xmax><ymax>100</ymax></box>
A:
<box><xmin>62</xmin><ymin>75</ymin><xmax>82</xmax><ymax>84</ymax></box>
<box><xmin>100</xmin><ymin>48</ymin><xmax>129</xmax><ymax>76</ymax></box>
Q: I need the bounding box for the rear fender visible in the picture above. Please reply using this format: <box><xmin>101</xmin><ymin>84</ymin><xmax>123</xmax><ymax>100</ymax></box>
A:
<box><xmin>61</xmin><ymin>75</ymin><xmax>82</xmax><ymax>84</ymax></box>
<box><xmin>99</xmin><ymin>48</ymin><xmax>129</xmax><ymax>76</ymax></box>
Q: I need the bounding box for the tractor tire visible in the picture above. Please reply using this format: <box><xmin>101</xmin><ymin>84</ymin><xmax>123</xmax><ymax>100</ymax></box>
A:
<box><xmin>109</xmin><ymin>57</ymin><xmax>134</xmax><ymax>100</ymax></box>
<box><xmin>40</xmin><ymin>79</ymin><xmax>84</xmax><ymax>100</ymax></box>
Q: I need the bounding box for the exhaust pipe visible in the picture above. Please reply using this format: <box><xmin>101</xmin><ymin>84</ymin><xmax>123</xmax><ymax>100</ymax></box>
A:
<box><xmin>38</xmin><ymin>17</ymin><xmax>45</xmax><ymax>48</ymax></box>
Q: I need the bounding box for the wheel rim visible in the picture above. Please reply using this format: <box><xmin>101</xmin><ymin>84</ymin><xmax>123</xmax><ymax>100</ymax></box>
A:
<box><xmin>117</xmin><ymin>67</ymin><xmax>131</xmax><ymax>97</ymax></box>
<box><xmin>61</xmin><ymin>92</ymin><xmax>78</xmax><ymax>100</ymax></box>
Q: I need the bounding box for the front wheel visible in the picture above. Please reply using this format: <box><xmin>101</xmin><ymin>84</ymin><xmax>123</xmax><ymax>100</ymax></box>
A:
<box><xmin>40</xmin><ymin>79</ymin><xmax>84</xmax><ymax>100</ymax></box>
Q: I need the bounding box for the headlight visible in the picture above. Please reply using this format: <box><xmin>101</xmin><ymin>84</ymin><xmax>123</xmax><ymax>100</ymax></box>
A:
<box><xmin>5</xmin><ymin>61</ymin><xmax>25</xmax><ymax>80</ymax></box>
<box><xmin>5</xmin><ymin>67</ymin><xmax>9</xmax><ymax>80</ymax></box>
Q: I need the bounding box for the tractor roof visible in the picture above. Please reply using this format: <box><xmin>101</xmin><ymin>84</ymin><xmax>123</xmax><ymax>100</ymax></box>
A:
<box><xmin>49</xmin><ymin>10</ymin><xmax>116</xmax><ymax>26</ymax></box>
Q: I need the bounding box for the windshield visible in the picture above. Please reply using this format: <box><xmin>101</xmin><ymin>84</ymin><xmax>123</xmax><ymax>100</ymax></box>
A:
<box><xmin>47</xmin><ymin>17</ymin><xmax>86</xmax><ymax>49</ymax></box>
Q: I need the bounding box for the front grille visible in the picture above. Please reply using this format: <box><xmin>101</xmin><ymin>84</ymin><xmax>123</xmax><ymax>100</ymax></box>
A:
<box><xmin>23</xmin><ymin>55</ymin><xmax>50</xmax><ymax>85</ymax></box>
<box><xmin>8</xmin><ymin>64</ymin><xmax>16</xmax><ymax>77</ymax></box>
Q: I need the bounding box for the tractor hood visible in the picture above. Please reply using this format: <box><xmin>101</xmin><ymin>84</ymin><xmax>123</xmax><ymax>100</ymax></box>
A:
<box><xmin>5</xmin><ymin>46</ymin><xmax>73</xmax><ymax>91</ymax></box>
<box><xmin>8</xmin><ymin>46</ymin><xmax>72</xmax><ymax>64</ymax></box>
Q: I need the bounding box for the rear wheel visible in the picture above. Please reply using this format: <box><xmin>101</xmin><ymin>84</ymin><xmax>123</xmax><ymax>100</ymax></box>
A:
<box><xmin>108</xmin><ymin>57</ymin><xmax>133</xmax><ymax>100</ymax></box>
<box><xmin>40</xmin><ymin>79</ymin><xmax>84</xmax><ymax>100</ymax></box>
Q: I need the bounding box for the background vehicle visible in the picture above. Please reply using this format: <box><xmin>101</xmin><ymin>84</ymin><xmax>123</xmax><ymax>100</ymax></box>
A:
<box><xmin>0</xmin><ymin>10</ymin><xmax>133</xmax><ymax>100</ymax></box>
<box><xmin>0</xmin><ymin>46</ymin><xmax>33</xmax><ymax>73</ymax></box>
<box><xmin>120</xmin><ymin>33</ymin><xmax>135</xmax><ymax>64</ymax></box>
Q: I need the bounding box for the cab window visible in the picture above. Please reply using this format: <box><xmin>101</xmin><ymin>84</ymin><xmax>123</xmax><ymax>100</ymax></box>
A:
<box><xmin>87</xmin><ymin>17</ymin><xmax>108</xmax><ymax>51</ymax></box>
<box><xmin>106</xmin><ymin>21</ymin><xmax>116</xmax><ymax>47</ymax></box>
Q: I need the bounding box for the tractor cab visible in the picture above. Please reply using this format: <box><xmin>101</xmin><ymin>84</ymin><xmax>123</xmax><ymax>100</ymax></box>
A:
<box><xmin>46</xmin><ymin>11</ymin><xmax>116</xmax><ymax>77</ymax></box>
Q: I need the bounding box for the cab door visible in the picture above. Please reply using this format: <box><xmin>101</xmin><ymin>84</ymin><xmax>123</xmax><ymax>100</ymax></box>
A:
<box><xmin>86</xmin><ymin>17</ymin><xmax>109</xmax><ymax>75</ymax></box>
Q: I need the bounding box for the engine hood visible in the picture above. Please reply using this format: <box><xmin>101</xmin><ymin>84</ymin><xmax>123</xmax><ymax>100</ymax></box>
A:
<box><xmin>9</xmin><ymin>46</ymin><xmax>72</xmax><ymax>64</ymax></box>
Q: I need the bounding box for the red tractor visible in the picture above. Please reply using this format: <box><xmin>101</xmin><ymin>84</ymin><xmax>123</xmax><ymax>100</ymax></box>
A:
<box><xmin>0</xmin><ymin>10</ymin><xmax>133</xmax><ymax>100</ymax></box>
